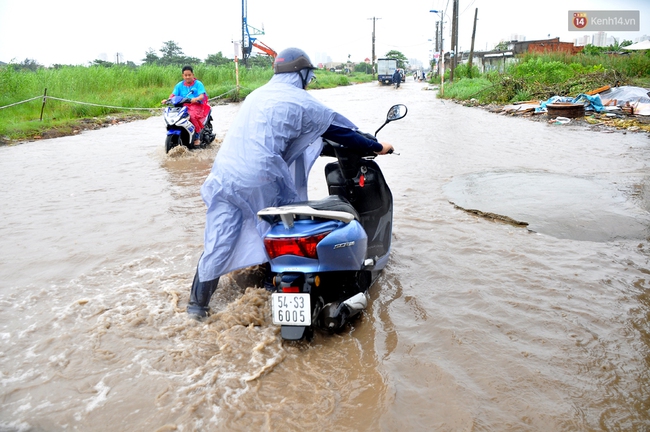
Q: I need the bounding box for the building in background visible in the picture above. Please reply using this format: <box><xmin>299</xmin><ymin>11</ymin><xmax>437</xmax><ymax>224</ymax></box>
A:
<box><xmin>592</xmin><ymin>31</ymin><xmax>608</xmax><ymax>47</ymax></box>
<box><xmin>462</xmin><ymin>37</ymin><xmax>583</xmax><ymax>74</ymax></box>
<box><xmin>573</xmin><ymin>35</ymin><xmax>591</xmax><ymax>46</ymax></box>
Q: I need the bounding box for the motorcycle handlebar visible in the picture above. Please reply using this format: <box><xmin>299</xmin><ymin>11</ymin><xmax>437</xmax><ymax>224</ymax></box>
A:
<box><xmin>163</xmin><ymin>97</ymin><xmax>193</xmax><ymax>107</ymax></box>
<box><xmin>322</xmin><ymin>140</ymin><xmax>377</xmax><ymax>159</ymax></box>
<box><xmin>357</xmin><ymin>130</ymin><xmax>398</xmax><ymax>155</ymax></box>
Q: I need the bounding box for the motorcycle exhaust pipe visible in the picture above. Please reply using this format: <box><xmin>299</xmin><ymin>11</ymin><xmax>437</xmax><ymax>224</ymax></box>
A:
<box><xmin>343</xmin><ymin>292</ymin><xmax>368</xmax><ymax>314</ymax></box>
<box><xmin>320</xmin><ymin>292</ymin><xmax>368</xmax><ymax>332</ymax></box>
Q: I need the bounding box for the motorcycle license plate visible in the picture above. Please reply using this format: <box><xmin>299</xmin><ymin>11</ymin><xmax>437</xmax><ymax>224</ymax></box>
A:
<box><xmin>272</xmin><ymin>293</ymin><xmax>311</xmax><ymax>326</ymax></box>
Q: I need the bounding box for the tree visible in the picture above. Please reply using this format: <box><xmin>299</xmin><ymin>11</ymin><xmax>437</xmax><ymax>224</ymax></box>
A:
<box><xmin>13</xmin><ymin>58</ymin><xmax>42</xmax><ymax>72</ymax></box>
<box><xmin>584</xmin><ymin>38</ymin><xmax>634</xmax><ymax>55</ymax></box>
<box><xmin>156</xmin><ymin>41</ymin><xmax>201</xmax><ymax>66</ymax></box>
<box><xmin>142</xmin><ymin>49</ymin><xmax>160</xmax><ymax>65</ymax></box>
<box><xmin>247</xmin><ymin>54</ymin><xmax>274</xmax><ymax>68</ymax></box>
<box><xmin>160</xmin><ymin>40</ymin><xmax>184</xmax><ymax>59</ymax></box>
<box><xmin>610</xmin><ymin>37</ymin><xmax>623</xmax><ymax>51</ymax></box>
<box><xmin>178</xmin><ymin>55</ymin><xmax>202</xmax><ymax>66</ymax></box>
<box><xmin>582</xmin><ymin>44</ymin><xmax>605</xmax><ymax>55</ymax></box>
<box><xmin>354</xmin><ymin>62</ymin><xmax>372</xmax><ymax>74</ymax></box>
<box><xmin>205</xmin><ymin>51</ymin><xmax>231</xmax><ymax>67</ymax></box>
<box><xmin>92</xmin><ymin>59</ymin><xmax>114</xmax><ymax>67</ymax></box>
<box><xmin>384</xmin><ymin>50</ymin><xmax>408</xmax><ymax>69</ymax></box>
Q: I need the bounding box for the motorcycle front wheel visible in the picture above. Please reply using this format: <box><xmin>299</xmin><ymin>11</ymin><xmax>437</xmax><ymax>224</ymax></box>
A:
<box><xmin>165</xmin><ymin>134</ymin><xmax>180</xmax><ymax>153</ymax></box>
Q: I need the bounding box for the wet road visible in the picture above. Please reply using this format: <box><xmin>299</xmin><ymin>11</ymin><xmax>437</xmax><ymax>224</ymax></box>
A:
<box><xmin>1</xmin><ymin>78</ymin><xmax>649</xmax><ymax>431</ymax></box>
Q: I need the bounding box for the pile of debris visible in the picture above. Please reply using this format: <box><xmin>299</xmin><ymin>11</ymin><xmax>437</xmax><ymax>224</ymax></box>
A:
<box><xmin>497</xmin><ymin>85</ymin><xmax>650</xmax><ymax>132</ymax></box>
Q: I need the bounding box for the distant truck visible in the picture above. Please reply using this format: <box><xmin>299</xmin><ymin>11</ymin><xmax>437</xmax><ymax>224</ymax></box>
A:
<box><xmin>377</xmin><ymin>58</ymin><xmax>398</xmax><ymax>85</ymax></box>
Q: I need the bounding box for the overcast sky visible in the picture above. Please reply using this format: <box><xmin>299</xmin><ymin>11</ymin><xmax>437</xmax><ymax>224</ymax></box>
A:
<box><xmin>0</xmin><ymin>0</ymin><xmax>648</xmax><ymax>67</ymax></box>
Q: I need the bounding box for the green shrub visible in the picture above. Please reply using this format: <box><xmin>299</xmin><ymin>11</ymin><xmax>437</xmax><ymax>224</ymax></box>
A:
<box><xmin>440</xmin><ymin>50</ymin><xmax>650</xmax><ymax>103</ymax></box>
<box><xmin>441</xmin><ymin>77</ymin><xmax>493</xmax><ymax>102</ymax></box>
<box><xmin>453</xmin><ymin>63</ymin><xmax>481</xmax><ymax>79</ymax></box>
<box><xmin>508</xmin><ymin>58</ymin><xmax>575</xmax><ymax>84</ymax></box>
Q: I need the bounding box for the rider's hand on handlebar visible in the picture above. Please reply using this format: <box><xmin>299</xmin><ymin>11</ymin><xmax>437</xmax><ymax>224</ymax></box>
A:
<box><xmin>375</xmin><ymin>142</ymin><xmax>394</xmax><ymax>155</ymax></box>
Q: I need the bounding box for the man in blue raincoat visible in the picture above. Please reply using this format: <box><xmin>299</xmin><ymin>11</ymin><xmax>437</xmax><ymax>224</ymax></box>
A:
<box><xmin>392</xmin><ymin>68</ymin><xmax>402</xmax><ymax>87</ymax></box>
<box><xmin>187</xmin><ymin>47</ymin><xmax>395</xmax><ymax>318</ymax></box>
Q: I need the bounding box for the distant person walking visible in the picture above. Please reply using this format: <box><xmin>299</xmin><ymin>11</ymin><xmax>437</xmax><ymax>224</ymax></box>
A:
<box><xmin>392</xmin><ymin>69</ymin><xmax>401</xmax><ymax>89</ymax></box>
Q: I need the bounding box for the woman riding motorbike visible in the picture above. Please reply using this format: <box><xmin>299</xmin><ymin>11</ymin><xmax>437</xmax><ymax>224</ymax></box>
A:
<box><xmin>162</xmin><ymin>65</ymin><xmax>210</xmax><ymax>148</ymax></box>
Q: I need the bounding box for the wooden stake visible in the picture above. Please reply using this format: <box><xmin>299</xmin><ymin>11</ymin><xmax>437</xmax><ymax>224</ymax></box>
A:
<box><xmin>40</xmin><ymin>88</ymin><xmax>47</xmax><ymax>121</ymax></box>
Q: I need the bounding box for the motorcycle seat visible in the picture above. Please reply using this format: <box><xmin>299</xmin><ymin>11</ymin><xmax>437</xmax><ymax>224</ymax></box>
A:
<box><xmin>258</xmin><ymin>195</ymin><xmax>359</xmax><ymax>229</ymax></box>
<box><xmin>299</xmin><ymin>195</ymin><xmax>360</xmax><ymax>220</ymax></box>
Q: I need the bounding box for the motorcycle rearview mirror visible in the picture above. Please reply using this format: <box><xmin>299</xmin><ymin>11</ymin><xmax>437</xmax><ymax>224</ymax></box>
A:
<box><xmin>375</xmin><ymin>104</ymin><xmax>408</xmax><ymax>136</ymax></box>
<box><xmin>387</xmin><ymin>104</ymin><xmax>408</xmax><ymax>121</ymax></box>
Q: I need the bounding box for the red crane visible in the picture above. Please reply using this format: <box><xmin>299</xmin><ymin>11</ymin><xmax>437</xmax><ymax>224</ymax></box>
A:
<box><xmin>252</xmin><ymin>40</ymin><xmax>277</xmax><ymax>58</ymax></box>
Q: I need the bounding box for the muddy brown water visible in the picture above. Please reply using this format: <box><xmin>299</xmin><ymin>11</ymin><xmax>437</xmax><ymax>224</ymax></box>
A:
<box><xmin>1</xmin><ymin>79</ymin><xmax>649</xmax><ymax>431</ymax></box>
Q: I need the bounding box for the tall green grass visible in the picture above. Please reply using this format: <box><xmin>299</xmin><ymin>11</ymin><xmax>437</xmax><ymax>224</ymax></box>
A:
<box><xmin>1</xmin><ymin>64</ymin><xmax>375</xmax><ymax>141</ymax></box>
<box><xmin>0</xmin><ymin>64</ymin><xmax>247</xmax><ymax>139</ymax></box>
<box><xmin>440</xmin><ymin>51</ymin><xmax>650</xmax><ymax>104</ymax></box>
<box><xmin>440</xmin><ymin>77</ymin><xmax>493</xmax><ymax>100</ymax></box>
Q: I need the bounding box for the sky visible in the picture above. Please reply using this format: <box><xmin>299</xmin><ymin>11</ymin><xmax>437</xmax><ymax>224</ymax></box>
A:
<box><xmin>0</xmin><ymin>0</ymin><xmax>648</xmax><ymax>68</ymax></box>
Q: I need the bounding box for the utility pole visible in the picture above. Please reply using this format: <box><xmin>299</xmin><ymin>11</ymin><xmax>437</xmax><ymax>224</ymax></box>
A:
<box><xmin>431</xmin><ymin>8</ymin><xmax>444</xmax><ymax>93</ymax></box>
<box><xmin>454</xmin><ymin>0</ymin><xmax>459</xmax><ymax>75</ymax></box>
<box><xmin>435</xmin><ymin>21</ymin><xmax>440</xmax><ymax>52</ymax></box>
<box><xmin>450</xmin><ymin>0</ymin><xmax>458</xmax><ymax>81</ymax></box>
<box><xmin>368</xmin><ymin>17</ymin><xmax>381</xmax><ymax>79</ymax></box>
<box><xmin>438</xmin><ymin>11</ymin><xmax>445</xmax><ymax>80</ymax></box>
<box><xmin>467</xmin><ymin>8</ymin><xmax>478</xmax><ymax>78</ymax></box>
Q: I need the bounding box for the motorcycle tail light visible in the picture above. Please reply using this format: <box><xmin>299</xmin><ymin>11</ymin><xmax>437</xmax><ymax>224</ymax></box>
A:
<box><xmin>282</xmin><ymin>286</ymin><xmax>300</xmax><ymax>293</ymax></box>
<box><xmin>264</xmin><ymin>231</ymin><xmax>330</xmax><ymax>259</ymax></box>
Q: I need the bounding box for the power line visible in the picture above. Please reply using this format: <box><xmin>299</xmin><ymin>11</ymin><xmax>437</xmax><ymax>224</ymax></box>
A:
<box><xmin>460</xmin><ymin>0</ymin><xmax>477</xmax><ymax>16</ymax></box>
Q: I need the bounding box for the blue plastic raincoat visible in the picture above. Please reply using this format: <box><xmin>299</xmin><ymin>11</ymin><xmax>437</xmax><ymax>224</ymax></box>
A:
<box><xmin>197</xmin><ymin>72</ymin><xmax>357</xmax><ymax>282</ymax></box>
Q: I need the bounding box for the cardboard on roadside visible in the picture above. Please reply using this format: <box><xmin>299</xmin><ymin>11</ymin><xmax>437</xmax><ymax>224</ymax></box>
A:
<box><xmin>586</xmin><ymin>85</ymin><xmax>611</xmax><ymax>95</ymax></box>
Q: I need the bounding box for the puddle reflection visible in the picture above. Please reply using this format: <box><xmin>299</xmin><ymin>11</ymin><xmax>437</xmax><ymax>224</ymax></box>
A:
<box><xmin>444</xmin><ymin>171</ymin><xmax>650</xmax><ymax>242</ymax></box>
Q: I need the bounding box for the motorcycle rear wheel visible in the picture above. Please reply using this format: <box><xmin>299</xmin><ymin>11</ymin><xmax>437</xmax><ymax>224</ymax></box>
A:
<box><xmin>200</xmin><ymin>117</ymin><xmax>216</xmax><ymax>148</ymax></box>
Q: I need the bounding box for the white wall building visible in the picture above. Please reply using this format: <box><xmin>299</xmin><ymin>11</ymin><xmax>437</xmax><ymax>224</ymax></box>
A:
<box><xmin>592</xmin><ymin>31</ymin><xmax>608</xmax><ymax>47</ymax></box>
<box><xmin>573</xmin><ymin>35</ymin><xmax>591</xmax><ymax>46</ymax></box>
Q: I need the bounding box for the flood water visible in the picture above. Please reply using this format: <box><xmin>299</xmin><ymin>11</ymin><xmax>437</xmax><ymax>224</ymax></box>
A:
<box><xmin>1</xmin><ymin>79</ymin><xmax>649</xmax><ymax>431</ymax></box>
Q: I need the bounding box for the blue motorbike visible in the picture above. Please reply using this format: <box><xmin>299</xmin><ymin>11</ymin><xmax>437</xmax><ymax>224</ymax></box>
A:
<box><xmin>163</xmin><ymin>96</ymin><xmax>215</xmax><ymax>153</ymax></box>
<box><xmin>258</xmin><ymin>104</ymin><xmax>407</xmax><ymax>341</ymax></box>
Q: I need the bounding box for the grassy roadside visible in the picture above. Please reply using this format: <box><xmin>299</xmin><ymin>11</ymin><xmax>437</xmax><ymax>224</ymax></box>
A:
<box><xmin>0</xmin><ymin>64</ymin><xmax>373</xmax><ymax>145</ymax></box>
<box><xmin>438</xmin><ymin>51</ymin><xmax>650</xmax><ymax>104</ymax></box>
<box><xmin>434</xmin><ymin>51</ymin><xmax>650</xmax><ymax>133</ymax></box>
